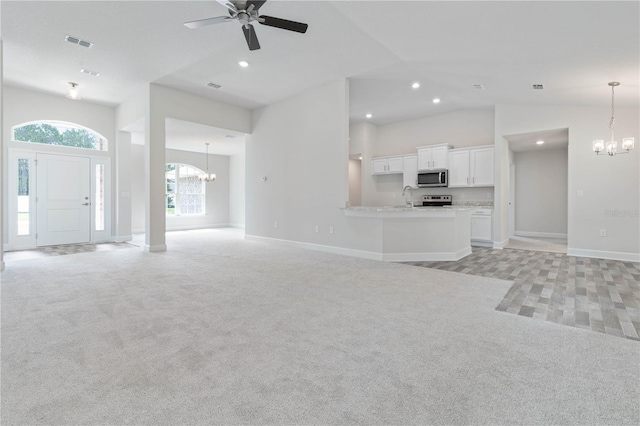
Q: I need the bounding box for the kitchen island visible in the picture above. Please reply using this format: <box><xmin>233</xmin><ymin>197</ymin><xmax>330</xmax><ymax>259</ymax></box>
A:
<box><xmin>342</xmin><ymin>206</ymin><xmax>471</xmax><ymax>261</ymax></box>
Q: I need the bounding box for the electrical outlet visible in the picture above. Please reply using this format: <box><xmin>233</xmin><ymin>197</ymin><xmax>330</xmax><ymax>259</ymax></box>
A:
<box><xmin>274</xmin><ymin>221</ymin><xmax>278</xmax><ymax>229</ymax></box>
<box><xmin>314</xmin><ymin>225</ymin><xmax>319</xmax><ymax>233</ymax></box>
<box><xmin>600</xmin><ymin>229</ymin><xmax>606</xmax><ymax>237</ymax></box>
<box><xmin>329</xmin><ymin>226</ymin><xmax>334</xmax><ymax>234</ymax></box>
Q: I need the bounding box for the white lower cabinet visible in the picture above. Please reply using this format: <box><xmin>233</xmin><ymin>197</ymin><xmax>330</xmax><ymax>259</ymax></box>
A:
<box><xmin>470</xmin><ymin>208</ymin><xmax>492</xmax><ymax>246</ymax></box>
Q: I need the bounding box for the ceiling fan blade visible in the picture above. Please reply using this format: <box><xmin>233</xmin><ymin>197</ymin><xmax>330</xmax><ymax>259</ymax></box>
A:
<box><xmin>259</xmin><ymin>15</ymin><xmax>308</xmax><ymax>33</ymax></box>
<box><xmin>247</xmin><ymin>0</ymin><xmax>267</xmax><ymax>11</ymax></box>
<box><xmin>215</xmin><ymin>0</ymin><xmax>238</xmax><ymax>13</ymax></box>
<box><xmin>184</xmin><ymin>16</ymin><xmax>232</xmax><ymax>29</ymax></box>
<box><xmin>242</xmin><ymin>24</ymin><xmax>261</xmax><ymax>50</ymax></box>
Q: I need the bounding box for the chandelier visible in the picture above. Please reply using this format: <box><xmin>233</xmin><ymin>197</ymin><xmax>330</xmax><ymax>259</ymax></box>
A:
<box><xmin>198</xmin><ymin>143</ymin><xmax>216</xmax><ymax>182</ymax></box>
<box><xmin>593</xmin><ymin>82</ymin><xmax>634</xmax><ymax>156</ymax></box>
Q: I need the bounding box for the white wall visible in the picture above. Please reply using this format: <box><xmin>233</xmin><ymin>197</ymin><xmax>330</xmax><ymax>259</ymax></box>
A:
<box><xmin>348</xmin><ymin>159</ymin><xmax>362</xmax><ymax>206</ymax></box>
<box><xmin>514</xmin><ymin>148</ymin><xmax>568</xmax><ymax>237</ymax></box>
<box><xmin>350</xmin><ymin>122</ymin><xmax>378</xmax><ymax>206</ymax></box>
<box><xmin>248</xmin><ymin>79</ymin><xmax>384</xmax><ymax>249</ymax></box>
<box><xmin>495</xmin><ymin>105</ymin><xmax>639</xmax><ymax>261</ymax></box>
<box><xmin>2</xmin><ymin>85</ymin><xmax>116</xmax><ymax>242</ymax></box>
<box><xmin>130</xmin><ymin>145</ymin><xmax>231</xmax><ymax>232</ymax></box>
<box><xmin>131</xmin><ymin>144</ymin><xmax>146</xmax><ymax>232</ymax></box>
<box><xmin>229</xmin><ymin>153</ymin><xmax>245</xmax><ymax>228</ymax></box>
<box><xmin>376</xmin><ymin>109</ymin><xmax>495</xmax><ymax>155</ymax></box>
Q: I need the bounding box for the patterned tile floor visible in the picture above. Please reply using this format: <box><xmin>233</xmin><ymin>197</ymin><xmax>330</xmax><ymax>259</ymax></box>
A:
<box><xmin>405</xmin><ymin>248</ymin><xmax>640</xmax><ymax>341</ymax></box>
<box><xmin>4</xmin><ymin>242</ymin><xmax>135</xmax><ymax>261</ymax></box>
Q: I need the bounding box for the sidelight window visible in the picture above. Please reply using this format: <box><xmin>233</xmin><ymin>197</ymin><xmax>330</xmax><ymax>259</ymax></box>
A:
<box><xmin>17</xmin><ymin>158</ymin><xmax>30</xmax><ymax>235</ymax></box>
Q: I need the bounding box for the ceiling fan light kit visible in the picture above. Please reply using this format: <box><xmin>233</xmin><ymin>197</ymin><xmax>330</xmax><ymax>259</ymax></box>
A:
<box><xmin>184</xmin><ymin>0</ymin><xmax>308</xmax><ymax>51</ymax></box>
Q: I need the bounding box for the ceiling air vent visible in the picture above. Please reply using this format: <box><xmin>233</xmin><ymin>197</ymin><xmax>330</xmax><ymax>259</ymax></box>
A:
<box><xmin>473</xmin><ymin>84</ymin><xmax>485</xmax><ymax>90</ymax></box>
<box><xmin>207</xmin><ymin>82</ymin><xmax>222</xmax><ymax>89</ymax></box>
<box><xmin>65</xmin><ymin>35</ymin><xmax>93</xmax><ymax>48</ymax></box>
<box><xmin>80</xmin><ymin>68</ymin><xmax>100</xmax><ymax>77</ymax></box>
<box><xmin>532</xmin><ymin>84</ymin><xmax>544</xmax><ymax>90</ymax></box>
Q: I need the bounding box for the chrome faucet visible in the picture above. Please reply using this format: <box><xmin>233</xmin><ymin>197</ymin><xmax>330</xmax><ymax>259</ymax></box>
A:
<box><xmin>402</xmin><ymin>185</ymin><xmax>414</xmax><ymax>207</ymax></box>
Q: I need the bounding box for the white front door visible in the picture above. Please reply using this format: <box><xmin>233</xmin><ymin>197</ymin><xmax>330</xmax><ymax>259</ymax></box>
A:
<box><xmin>36</xmin><ymin>153</ymin><xmax>91</xmax><ymax>246</ymax></box>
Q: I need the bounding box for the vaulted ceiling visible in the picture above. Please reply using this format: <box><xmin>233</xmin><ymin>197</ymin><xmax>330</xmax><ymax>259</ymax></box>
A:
<box><xmin>2</xmin><ymin>1</ymin><xmax>639</xmax><ymax>126</ymax></box>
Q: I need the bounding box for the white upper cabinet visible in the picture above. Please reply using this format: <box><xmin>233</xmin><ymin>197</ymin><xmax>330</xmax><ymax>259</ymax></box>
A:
<box><xmin>470</xmin><ymin>147</ymin><xmax>494</xmax><ymax>186</ymax></box>
<box><xmin>448</xmin><ymin>150</ymin><xmax>470</xmax><ymax>186</ymax></box>
<box><xmin>371</xmin><ymin>156</ymin><xmax>404</xmax><ymax>175</ymax></box>
<box><xmin>387</xmin><ymin>156</ymin><xmax>404</xmax><ymax>173</ymax></box>
<box><xmin>402</xmin><ymin>155</ymin><xmax>418</xmax><ymax>188</ymax></box>
<box><xmin>417</xmin><ymin>144</ymin><xmax>451</xmax><ymax>171</ymax></box>
<box><xmin>447</xmin><ymin>146</ymin><xmax>494</xmax><ymax>187</ymax></box>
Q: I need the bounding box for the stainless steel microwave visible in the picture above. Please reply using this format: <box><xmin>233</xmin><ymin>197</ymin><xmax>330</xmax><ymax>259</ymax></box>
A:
<box><xmin>417</xmin><ymin>169</ymin><xmax>448</xmax><ymax>187</ymax></box>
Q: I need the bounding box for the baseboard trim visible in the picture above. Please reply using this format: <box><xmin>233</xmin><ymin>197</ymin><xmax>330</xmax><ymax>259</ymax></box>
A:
<box><xmin>515</xmin><ymin>231</ymin><xmax>567</xmax><ymax>239</ymax></box>
<box><xmin>471</xmin><ymin>240</ymin><xmax>493</xmax><ymax>248</ymax></box>
<box><xmin>144</xmin><ymin>244</ymin><xmax>167</xmax><ymax>253</ymax></box>
<box><xmin>245</xmin><ymin>234</ymin><xmax>472</xmax><ymax>262</ymax></box>
<box><xmin>0</xmin><ymin>260</ymin><xmax>5</xmax><ymax>272</ymax></box>
<box><xmin>493</xmin><ymin>239</ymin><xmax>509</xmax><ymax>249</ymax></box>
<box><xmin>166</xmin><ymin>224</ymin><xmax>231</xmax><ymax>232</ymax></box>
<box><xmin>113</xmin><ymin>235</ymin><xmax>133</xmax><ymax>242</ymax></box>
<box><xmin>132</xmin><ymin>228</ymin><xmax>145</xmax><ymax>234</ymax></box>
<box><xmin>228</xmin><ymin>223</ymin><xmax>246</xmax><ymax>229</ymax></box>
<box><xmin>3</xmin><ymin>243</ymin><xmax>8</xmax><ymax>251</ymax></box>
<box><xmin>567</xmin><ymin>248</ymin><xmax>639</xmax><ymax>262</ymax></box>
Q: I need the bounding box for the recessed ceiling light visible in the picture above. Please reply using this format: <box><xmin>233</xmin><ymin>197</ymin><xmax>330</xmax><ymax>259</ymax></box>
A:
<box><xmin>536</xmin><ymin>140</ymin><xmax>545</xmax><ymax>145</ymax></box>
<box><xmin>432</xmin><ymin>98</ymin><xmax>441</xmax><ymax>104</ymax></box>
<box><xmin>366</xmin><ymin>113</ymin><xmax>372</xmax><ymax>119</ymax></box>
<box><xmin>207</xmin><ymin>82</ymin><xmax>222</xmax><ymax>89</ymax></box>
<box><xmin>238</xmin><ymin>61</ymin><xmax>249</xmax><ymax>67</ymax></box>
<box><xmin>80</xmin><ymin>68</ymin><xmax>100</xmax><ymax>77</ymax></box>
<box><xmin>359</xmin><ymin>156</ymin><xmax>363</xmax><ymax>160</ymax></box>
<box><xmin>412</xmin><ymin>82</ymin><xmax>420</xmax><ymax>89</ymax></box>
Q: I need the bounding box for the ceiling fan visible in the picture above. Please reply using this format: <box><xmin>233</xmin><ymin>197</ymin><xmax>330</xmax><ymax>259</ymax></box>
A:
<box><xmin>184</xmin><ymin>0</ymin><xmax>308</xmax><ymax>51</ymax></box>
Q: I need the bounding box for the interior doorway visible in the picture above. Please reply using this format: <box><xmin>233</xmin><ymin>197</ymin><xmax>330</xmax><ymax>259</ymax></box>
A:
<box><xmin>504</xmin><ymin>128</ymin><xmax>569</xmax><ymax>254</ymax></box>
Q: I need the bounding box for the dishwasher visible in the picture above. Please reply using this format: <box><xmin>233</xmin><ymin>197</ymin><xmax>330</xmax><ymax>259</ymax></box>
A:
<box><xmin>470</xmin><ymin>208</ymin><xmax>492</xmax><ymax>247</ymax></box>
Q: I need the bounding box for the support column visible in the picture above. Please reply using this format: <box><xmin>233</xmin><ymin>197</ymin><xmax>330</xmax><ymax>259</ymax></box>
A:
<box><xmin>115</xmin><ymin>131</ymin><xmax>132</xmax><ymax>242</ymax></box>
<box><xmin>144</xmin><ymin>85</ymin><xmax>166</xmax><ymax>252</ymax></box>
<box><xmin>1</xmin><ymin>39</ymin><xmax>5</xmax><ymax>271</ymax></box>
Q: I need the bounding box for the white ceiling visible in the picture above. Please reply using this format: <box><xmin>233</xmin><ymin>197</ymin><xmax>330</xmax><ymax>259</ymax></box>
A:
<box><xmin>2</xmin><ymin>0</ymin><xmax>639</xmax><ymax>128</ymax></box>
<box><xmin>505</xmin><ymin>128</ymin><xmax>568</xmax><ymax>153</ymax></box>
<box><xmin>124</xmin><ymin>118</ymin><xmax>247</xmax><ymax>156</ymax></box>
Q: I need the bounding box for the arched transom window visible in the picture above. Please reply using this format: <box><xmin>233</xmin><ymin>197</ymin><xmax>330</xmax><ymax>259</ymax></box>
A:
<box><xmin>12</xmin><ymin>120</ymin><xmax>108</xmax><ymax>151</ymax></box>
<box><xmin>165</xmin><ymin>164</ymin><xmax>206</xmax><ymax>215</ymax></box>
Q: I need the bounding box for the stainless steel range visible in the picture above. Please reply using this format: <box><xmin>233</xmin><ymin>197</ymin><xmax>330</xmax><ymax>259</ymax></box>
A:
<box><xmin>420</xmin><ymin>195</ymin><xmax>452</xmax><ymax>207</ymax></box>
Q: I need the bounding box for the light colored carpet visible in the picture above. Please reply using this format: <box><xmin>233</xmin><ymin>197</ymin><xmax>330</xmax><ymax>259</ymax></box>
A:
<box><xmin>1</xmin><ymin>228</ymin><xmax>638</xmax><ymax>425</ymax></box>
<box><xmin>505</xmin><ymin>235</ymin><xmax>568</xmax><ymax>253</ymax></box>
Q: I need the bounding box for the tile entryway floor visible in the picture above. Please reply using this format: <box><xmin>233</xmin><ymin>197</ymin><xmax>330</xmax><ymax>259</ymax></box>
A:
<box><xmin>405</xmin><ymin>248</ymin><xmax>640</xmax><ymax>341</ymax></box>
<box><xmin>4</xmin><ymin>242</ymin><xmax>135</xmax><ymax>261</ymax></box>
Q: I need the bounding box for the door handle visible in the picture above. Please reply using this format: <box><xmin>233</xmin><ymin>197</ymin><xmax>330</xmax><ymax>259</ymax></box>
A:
<box><xmin>82</xmin><ymin>203</ymin><xmax>90</xmax><ymax>206</ymax></box>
